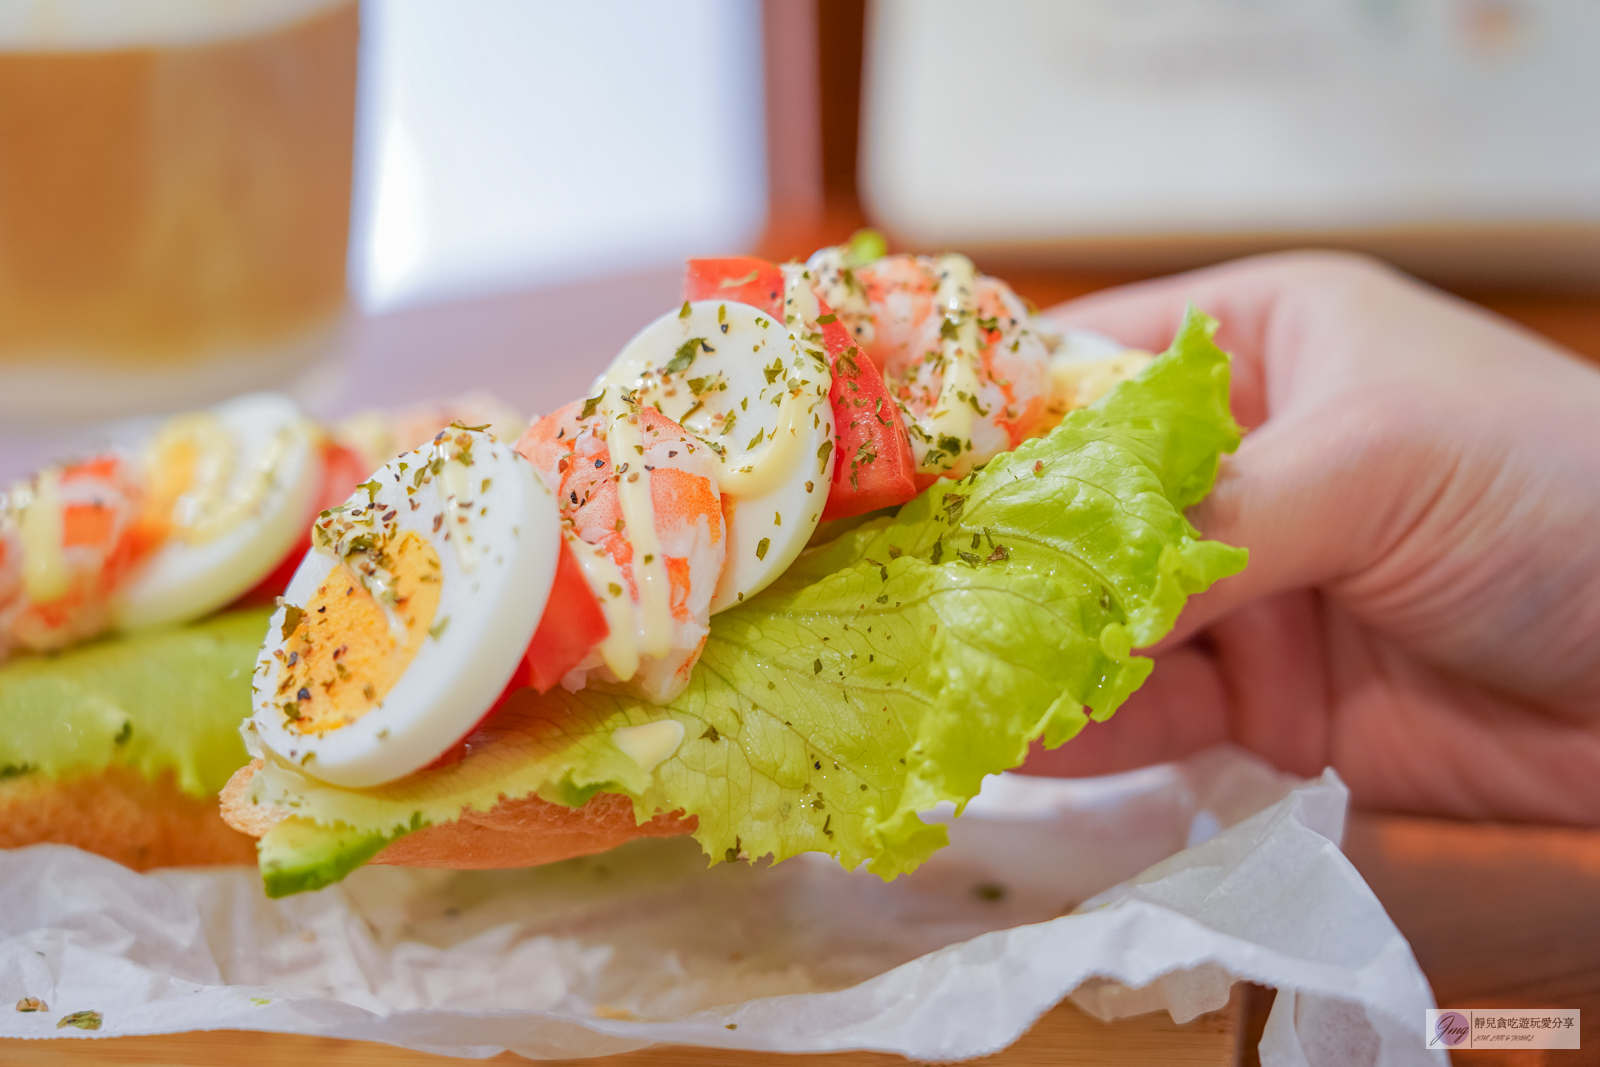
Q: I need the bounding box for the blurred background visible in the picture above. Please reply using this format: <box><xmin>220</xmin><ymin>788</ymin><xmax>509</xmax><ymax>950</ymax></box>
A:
<box><xmin>1</xmin><ymin>2</ymin><xmax>1597</xmax><ymax>1039</ymax></box>
<box><xmin>1</xmin><ymin>0</ymin><xmax>1596</xmax><ymax>446</ymax></box>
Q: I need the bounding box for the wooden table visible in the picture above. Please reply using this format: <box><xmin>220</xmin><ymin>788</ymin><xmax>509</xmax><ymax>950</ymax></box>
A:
<box><xmin>0</xmin><ymin>993</ymin><xmax>1249</xmax><ymax>1066</ymax></box>
<box><xmin>5</xmin><ymin>250</ymin><xmax>1598</xmax><ymax>1065</ymax></box>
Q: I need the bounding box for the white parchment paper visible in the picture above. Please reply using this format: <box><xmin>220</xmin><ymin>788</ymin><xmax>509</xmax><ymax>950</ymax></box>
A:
<box><xmin>0</xmin><ymin>745</ymin><xmax>1443</xmax><ymax>1064</ymax></box>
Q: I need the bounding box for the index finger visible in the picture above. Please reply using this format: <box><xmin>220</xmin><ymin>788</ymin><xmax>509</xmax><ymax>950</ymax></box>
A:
<box><xmin>1041</xmin><ymin>251</ymin><xmax>1330</xmax><ymax>431</ymax></box>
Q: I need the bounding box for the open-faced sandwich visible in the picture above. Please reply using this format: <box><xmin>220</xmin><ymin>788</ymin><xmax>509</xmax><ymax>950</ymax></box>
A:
<box><xmin>219</xmin><ymin>236</ymin><xmax>1247</xmax><ymax>895</ymax></box>
<box><xmin>2</xmin><ymin>234</ymin><xmax>1245</xmax><ymax>893</ymax></box>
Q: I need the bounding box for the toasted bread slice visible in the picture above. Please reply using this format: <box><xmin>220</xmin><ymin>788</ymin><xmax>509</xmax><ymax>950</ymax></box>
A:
<box><xmin>0</xmin><ymin>765</ymin><xmax>256</xmax><ymax>869</ymax></box>
<box><xmin>220</xmin><ymin>760</ymin><xmax>695</xmax><ymax>869</ymax></box>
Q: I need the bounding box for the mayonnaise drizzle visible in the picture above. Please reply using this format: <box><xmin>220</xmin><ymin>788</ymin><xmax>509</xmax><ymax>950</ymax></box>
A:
<box><xmin>804</xmin><ymin>245</ymin><xmax>874</xmax><ymax>343</ymax></box>
<box><xmin>781</xmin><ymin>262</ymin><xmax>822</xmax><ymax>327</ymax></box>
<box><xmin>570</xmin><ymin>535</ymin><xmax>641</xmax><ymax>682</ymax></box>
<box><xmin>603</xmin><ymin>392</ymin><xmax>673</xmax><ymax>660</ymax></box>
<box><xmin>612</xmin><ymin>719</ymin><xmax>684</xmax><ymax>774</ymax></box>
<box><xmin>714</xmin><ymin>388</ymin><xmax>811</xmax><ymax>498</ymax></box>
<box><xmin>911</xmin><ymin>253</ymin><xmax>982</xmax><ymax>475</ymax></box>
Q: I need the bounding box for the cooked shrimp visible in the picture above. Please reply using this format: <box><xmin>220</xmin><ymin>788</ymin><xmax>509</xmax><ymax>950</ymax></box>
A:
<box><xmin>0</xmin><ymin>454</ymin><xmax>146</xmax><ymax>656</ymax></box>
<box><xmin>808</xmin><ymin>251</ymin><xmax>1053</xmax><ymax>482</ymax></box>
<box><xmin>517</xmin><ymin>390</ymin><xmax>725</xmax><ymax>702</ymax></box>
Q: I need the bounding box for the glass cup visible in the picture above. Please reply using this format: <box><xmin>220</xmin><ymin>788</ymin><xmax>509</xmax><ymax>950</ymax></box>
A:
<box><xmin>0</xmin><ymin>0</ymin><xmax>358</xmax><ymax>425</ymax></box>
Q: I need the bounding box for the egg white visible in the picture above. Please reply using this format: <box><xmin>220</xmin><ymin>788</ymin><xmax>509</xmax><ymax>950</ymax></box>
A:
<box><xmin>251</xmin><ymin>430</ymin><xmax>562</xmax><ymax>788</ymax></box>
<box><xmin>1050</xmin><ymin>327</ymin><xmax>1127</xmax><ymax>366</ymax></box>
<box><xmin>112</xmin><ymin>392</ymin><xmax>321</xmax><ymax>631</ymax></box>
<box><xmin>599</xmin><ymin>300</ymin><xmax>835</xmax><ymax>612</ymax></box>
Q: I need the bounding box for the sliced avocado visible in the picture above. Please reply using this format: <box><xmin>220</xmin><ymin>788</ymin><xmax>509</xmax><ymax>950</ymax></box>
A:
<box><xmin>0</xmin><ymin>608</ymin><xmax>272</xmax><ymax>797</ymax></box>
<box><xmin>258</xmin><ymin>814</ymin><xmax>421</xmax><ymax>898</ymax></box>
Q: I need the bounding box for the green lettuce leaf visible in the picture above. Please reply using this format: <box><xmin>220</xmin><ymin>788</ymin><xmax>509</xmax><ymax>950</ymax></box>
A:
<box><xmin>0</xmin><ymin>608</ymin><xmax>269</xmax><ymax>796</ymax></box>
<box><xmin>250</xmin><ymin>308</ymin><xmax>1246</xmax><ymax>892</ymax></box>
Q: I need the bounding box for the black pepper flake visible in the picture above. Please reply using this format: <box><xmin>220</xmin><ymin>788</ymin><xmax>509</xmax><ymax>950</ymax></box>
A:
<box><xmin>297</xmin><ymin>688</ymin><xmax>310</xmax><ymax>702</ymax></box>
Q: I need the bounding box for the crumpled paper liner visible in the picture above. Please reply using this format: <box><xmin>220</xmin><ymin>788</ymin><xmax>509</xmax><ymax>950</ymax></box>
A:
<box><xmin>0</xmin><ymin>745</ymin><xmax>1443</xmax><ymax>1064</ymax></box>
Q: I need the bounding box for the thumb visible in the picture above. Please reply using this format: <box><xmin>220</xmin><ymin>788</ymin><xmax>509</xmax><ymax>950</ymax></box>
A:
<box><xmin>1159</xmin><ymin>401</ymin><xmax>1390</xmax><ymax>649</ymax></box>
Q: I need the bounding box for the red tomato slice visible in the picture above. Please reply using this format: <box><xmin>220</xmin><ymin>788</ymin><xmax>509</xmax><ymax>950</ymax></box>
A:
<box><xmin>684</xmin><ymin>256</ymin><xmax>784</xmax><ymax>318</ymax></box>
<box><xmin>232</xmin><ymin>441</ymin><xmax>369</xmax><ymax>608</ymax></box>
<box><xmin>521</xmin><ymin>534</ymin><xmax>610</xmax><ymax>692</ymax></box>
<box><xmin>815</xmin><ymin>299</ymin><xmax>918</xmax><ymax>519</ymax></box>
<box><xmin>426</xmin><ymin>534</ymin><xmax>609</xmax><ymax>769</ymax></box>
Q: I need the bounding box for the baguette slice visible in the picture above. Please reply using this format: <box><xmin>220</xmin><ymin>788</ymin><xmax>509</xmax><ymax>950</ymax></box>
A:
<box><xmin>1</xmin><ymin>766</ymin><xmax>256</xmax><ymax>868</ymax></box>
<box><xmin>221</xmin><ymin>760</ymin><xmax>695</xmax><ymax>869</ymax></box>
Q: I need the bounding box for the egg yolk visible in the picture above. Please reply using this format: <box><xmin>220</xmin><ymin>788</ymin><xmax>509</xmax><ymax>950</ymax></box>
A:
<box><xmin>141</xmin><ymin>412</ymin><xmax>238</xmax><ymax>542</ymax></box>
<box><xmin>276</xmin><ymin>531</ymin><xmax>442</xmax><ymax>734</ymax></box>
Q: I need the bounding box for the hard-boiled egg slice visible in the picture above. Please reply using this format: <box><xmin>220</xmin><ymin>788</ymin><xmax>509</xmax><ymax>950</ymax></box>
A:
<box><xmin>1046</xmin><ymin>327</ymin><xmax>1154</xmax><ymax>411</ymax></box>
<box><xmin>111</xmin><ymin>392</ymin><xmax>322</xmax><ymax>631</ymax></box>
<box><xmin>596</xmin><ymin>300</ymin><xmax>834</xmax><ymax>612</ymax></box>
<box><xmin>251</xmin><ymin>428</ymin><xmax>561</xmax><ymax>788</ymax></box>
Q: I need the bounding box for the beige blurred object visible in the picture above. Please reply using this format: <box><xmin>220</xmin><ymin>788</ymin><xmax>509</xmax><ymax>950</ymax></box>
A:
<box><xmin>0</xmin><ymin>0</ymin><xmax>358</xmax><ymax>424</ymax></box>
<box><xmin>862</xmin><ymin>0</ymin><xmax>1600</xmax><ymax>287</ymax></box>
<box><xmin>331</xmin><ymin>391</ymin><xmax>527</xmax><ymax>472</ymax></box>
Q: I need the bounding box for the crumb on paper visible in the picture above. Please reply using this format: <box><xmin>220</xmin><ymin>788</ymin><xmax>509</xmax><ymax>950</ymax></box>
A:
<box><xmin>593</xmin><ymin>1004</ymin><xmax>634</xmax><ymax>1021</ymax></box>
<box><xmin>14</xmin><ymin>998</ymin><xmax>46</xmax><ymax>1012</ymax></box>
<box><xmin>251</xmin><ymin>998</ymin><xmax>272</xmax><ymax>1006</ymax></box>
<box><xmin>56</xmin><ymin>1011</ymin><xmax>101</xmax><ymax>1030</ymax></box>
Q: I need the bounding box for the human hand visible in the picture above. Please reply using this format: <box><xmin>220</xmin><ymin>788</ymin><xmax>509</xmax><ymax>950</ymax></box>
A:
<box><xmin>1023</xmin><ymin>252</ymin><xmax>1600</xmax><ymax>825</ymax></box>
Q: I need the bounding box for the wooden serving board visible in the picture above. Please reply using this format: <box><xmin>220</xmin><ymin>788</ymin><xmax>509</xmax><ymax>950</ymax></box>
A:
<box><xmin>0</xmin><ymin>988</ymin><xmax>1247</xmax><ymax>1067</ymax></box>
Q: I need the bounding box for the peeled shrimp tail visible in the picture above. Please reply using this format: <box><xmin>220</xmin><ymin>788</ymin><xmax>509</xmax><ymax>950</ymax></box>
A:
<box><xmin>516</xmin><ymin>395</ymin><xmax>725</xmax><ymax>704</ymax></box>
